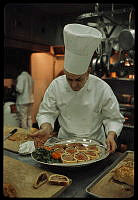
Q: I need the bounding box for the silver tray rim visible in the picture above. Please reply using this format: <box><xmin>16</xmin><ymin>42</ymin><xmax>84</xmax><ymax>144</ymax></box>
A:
<box><xmin>31</xmin><ymin>137</ymin><xmax>109</xmax><ymax>167</ymax></box>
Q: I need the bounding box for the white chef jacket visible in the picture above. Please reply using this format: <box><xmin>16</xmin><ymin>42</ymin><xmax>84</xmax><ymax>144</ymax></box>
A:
<box><xmin>36</xmin><ymin>74</ymin><xmax>124</xmax><ymax>145</ymax></box>
<box><xmin>16</xmin><ymin>72</ymin><xmax>34</xmax><ymax>104</ymax></box>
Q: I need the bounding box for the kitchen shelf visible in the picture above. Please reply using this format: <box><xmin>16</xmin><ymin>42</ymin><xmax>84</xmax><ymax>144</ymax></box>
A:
<box><xmin>123</xmin><ymin>124</ymin><xmax>134</xmax><ymax>129</ymax></box>
<box><xmin>119</xmin><ymin>104</ymin><xmax>134</xmax><ymax>110</ymax></box>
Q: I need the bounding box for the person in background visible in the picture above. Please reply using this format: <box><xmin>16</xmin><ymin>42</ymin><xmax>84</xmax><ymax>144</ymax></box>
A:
<box><xmin>30</xmin><ymin>24</ymin><xmax>125</xmax><ymax>153</ymax></box>
<box><xmin>16</xmin><ymin>67</ymin><xmax>34</xmax><ymax>129</ymax></box>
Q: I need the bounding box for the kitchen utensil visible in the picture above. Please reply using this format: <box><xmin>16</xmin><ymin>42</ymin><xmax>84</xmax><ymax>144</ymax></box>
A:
<box><xmin>4</xmin><ymin>128</ymin><xmax>17</xmax><ymax>141</ymax></box>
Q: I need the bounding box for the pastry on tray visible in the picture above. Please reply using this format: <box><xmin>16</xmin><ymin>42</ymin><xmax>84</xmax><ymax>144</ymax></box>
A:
<box><xmin>33</xmin><ymin>172</ymin><xmax>48</xmax><ymax>189</ymax></box>
<box><xmin>112</xmin><ymin>162</ymin><xmax>134</xmax><ymax>186</ymax></box>
<box><xmin>48</xmin><ymin>174</ymin><xmax>70</xmax><ymax>186</ymax></box>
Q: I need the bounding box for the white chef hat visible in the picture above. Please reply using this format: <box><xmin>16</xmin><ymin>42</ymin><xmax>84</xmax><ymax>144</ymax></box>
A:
<box><xmin>63</xmin><ymin>23</ymin><xmax>102</xmax><ymax>75</ymax></box>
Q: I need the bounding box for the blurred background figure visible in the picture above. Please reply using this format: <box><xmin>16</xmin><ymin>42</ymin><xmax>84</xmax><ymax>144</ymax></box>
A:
<box><xmin>16</xmin><ymin>66</ymin><xmax>34</xmax><ymax>129</ymax></box>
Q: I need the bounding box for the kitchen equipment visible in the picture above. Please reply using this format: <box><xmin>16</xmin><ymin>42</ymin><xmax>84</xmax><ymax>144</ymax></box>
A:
<box><xmin>118</xmin><ymin>10</ymin><xmax>135</xmax><ymax>50</ymax></box>
<box><xmin>31</xmin><ymin>137</ymin><xmax>109</xmax><ymax>168</ymax></box>
<box><xmin>94</xmin><ymin>55</ymin><xmax>105</xmax><ymax>77</ymax></box>
<box><xmin>3</xmin><ymin>128</ymin><xmax>17</xmax><ymax>141</ymax></box>
<box><xmin>86</xmin><ymin>151</ymin><xmax>134</xmax><ymax>198</ymax></box>
<box><xmin>3</xmin><ymin>156</ymin><xmax>72</xmax><ymax>198</ymax></box>
<box><xmin>112</xmin><ymin>38</ymin><xmax>121</xmax><ymax>51</ymax></box>
<box><xmin>118</xmin><ymin>29</ymin><xmax>135</xmax><ymax>50</ymax></box>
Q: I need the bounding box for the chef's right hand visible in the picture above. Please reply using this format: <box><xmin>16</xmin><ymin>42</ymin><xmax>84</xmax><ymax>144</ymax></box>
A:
<box><xmin>30</xmin><ymin>123</ymin><xmax>53</xmax><ymax>138</ymax></box>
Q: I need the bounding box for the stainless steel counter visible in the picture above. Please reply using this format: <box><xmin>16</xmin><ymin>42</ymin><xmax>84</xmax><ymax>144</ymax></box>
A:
<box><xmin>4</xmin><ymin>149</ymin><xmax>122</xmax><ymax>198</ymax></box>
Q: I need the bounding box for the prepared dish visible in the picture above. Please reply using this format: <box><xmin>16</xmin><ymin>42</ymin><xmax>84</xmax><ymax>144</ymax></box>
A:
<box><xmin>31</xmin><ymin>138</ymin><xmax>109</xmax><ymax>167</ymax></box>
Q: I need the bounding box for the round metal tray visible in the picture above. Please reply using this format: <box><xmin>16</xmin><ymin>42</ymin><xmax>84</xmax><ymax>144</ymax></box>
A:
<box><xmin>31</xmin><ymin>137</ymin><xmax>109</xmax><ymax>167</ymax></box>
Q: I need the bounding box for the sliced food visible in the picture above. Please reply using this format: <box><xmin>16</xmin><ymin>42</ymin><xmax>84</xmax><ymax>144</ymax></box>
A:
<box><xmin>48</xmin><ymin>174</ymin><xmax>70</xmax><ymax>186</ymax></box>
<box><xmin>33</xmin><ymin>172</ymin><xmax>48</xmax><ymax>189</ymax></box>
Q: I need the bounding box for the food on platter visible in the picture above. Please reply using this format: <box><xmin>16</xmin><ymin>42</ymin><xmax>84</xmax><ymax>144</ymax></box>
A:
<box><xmin>53</xmin><ymin>147</ymin><xmax>65</xmax><ymax>154</ymax></box>
<box><xmin>65</xmin><ymin>146</ymin><xmax>78</xmax><ymax>154</ymax></box>
<box><xmin>112</xmin><ymin>161</ymin><xmax>134</xmax><ymax>186</ymax></box>
<box><xmin>67</xmin><ymin>142</ymin><xmax>83</xmax><ymax>147</ymax></box>
<box><xmin>84</xmin><ymin>150</ymin><xmax>99</xmax><ymax>160</ymax></box>
<box><xmin>48</xmin><ymin>174</ymin><xmax>70</xmax><ymax>186</ymax></box>
<box><xmin>3</xmin><ymin>183</ymin><xmax>17</xmax><ymax>197</ymax></box>
<box><xmin>75</xmin><ymin>144</ymin><xmax>88</xmax><ymax>151</ymax></box>
<box><xmin>32</xmin><ymin>140</ymin><xmax>105</xmax><ymax>165</ymax></box>
<box><xmin>33</xmin><ymin>172</ymin><xmax>48</xmax><ymax>189</ymax></box>
<box><xmin>32</xmin><ymin>148</ymin><xmax>62</xmax><ymax>163</ymax></box>
<box><xmin>87</xmin><ymin>144</ymin><xmax>100</xmax><ymax>152</ymax></box>
<box><xmin>51</xmin><ymin>144</ymin><xmax>67</xmax><ymax>149</ymax></box>
<box><xmin>61</xmin><ymin>153</ymin><xmax>77</xmax><ymax>163</ymax></box>
<box><xmin>34</xmin><ymin>135</ymin><xmax>50</xmax><ymax>148</ymax></box>
<box><xmin>74</xmin><ymin>152</ymin><xmax>90</xmax><ymax>162</ymax></box>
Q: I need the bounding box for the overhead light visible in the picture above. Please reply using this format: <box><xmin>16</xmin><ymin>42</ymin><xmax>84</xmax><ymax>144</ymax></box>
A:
<box><xmin>77</xmin><ymin>12</ymin><xmax>98</xmax><ymax>20</ymax></box>
<box><xmin>87</xmin><ymin>22</ymin><xmax>98</xmax><ymax>27</ymax></box>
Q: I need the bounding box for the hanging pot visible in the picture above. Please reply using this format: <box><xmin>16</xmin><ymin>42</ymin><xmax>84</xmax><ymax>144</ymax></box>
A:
<box><xmin>94</xmin><ymin>55</ymin><xmax>105</xmax><ymax>77</ymax></box>
<box><xmin>101</xmin><ymin>54</ymin><xmax>108</xmax><ymax>67</ymax></box>
<box><xmin>118</xmin><ymin>29</ymin><xmax>135</xmax><ymax>50</ymax></box>
<box><xmin>92</xmin><ymin>57</ymin><xmax>98</xmax><ymax>72</ymax></box>
<box><xmin>112</xmin><ymin>39</ymin><xmax>120</xmax><ymax>51</ymax></box>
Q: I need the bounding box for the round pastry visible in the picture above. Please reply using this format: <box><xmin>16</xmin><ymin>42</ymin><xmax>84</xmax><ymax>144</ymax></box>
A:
<box><xmin>65</xmin><ymin>146</ymin><xmax>78</xmax><ymax>154</ymax></box>
<box><xmin>84</xmin><ymin>150</ymin><xmax>99</xmax><ymax>160</ymax></box>
<box><xmin>74</xmin><ymin>152</ymin><xmax>89</xmax><ymax>162</ymax></box>
<box><xmin>61</xmin><ymin>153</ymin><xmax>77</xmax><ymax>163</ymax></box>
<box><xmin>87</xmin><ymin>144</ymin><xmax>100</xmax><ymax>152</ymax></box>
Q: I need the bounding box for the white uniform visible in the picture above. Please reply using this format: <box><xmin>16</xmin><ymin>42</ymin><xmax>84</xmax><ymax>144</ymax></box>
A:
<box><xmin>36</xmin><ymin>75</ymin><xmax>124</xmax><ymax>145</ymax></box>
<box><xmin>16</xmin><ymin>71</ymin><xmax>34</xmax><ymax>129</ymax></box>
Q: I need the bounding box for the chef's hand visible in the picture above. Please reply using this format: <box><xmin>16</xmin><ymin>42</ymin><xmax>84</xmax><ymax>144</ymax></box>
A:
<box><xmin>106</xmin><ymin>131</ymin><xmax>117</xmax><ymax>153</ymax></box>
<box><xmin>30</xmin><ymin>123</ymin><xmax>53</xmax><ymax>138</ymax></box>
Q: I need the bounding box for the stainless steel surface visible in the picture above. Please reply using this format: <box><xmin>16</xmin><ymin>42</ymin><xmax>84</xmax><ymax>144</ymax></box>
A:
<box><xmin>31</xmin><ymin>137</ymin><xmax>109</xmax><ymax>167</ymax></box>
<box><xmin>4</xmin><ymin>128</ymin><xmax>18</xmax><ymax>141</ymax></box>
<box><xmin>86</xmin><ymin>151</ymin><xmax>134</xmax><ymax>198</ymax></box>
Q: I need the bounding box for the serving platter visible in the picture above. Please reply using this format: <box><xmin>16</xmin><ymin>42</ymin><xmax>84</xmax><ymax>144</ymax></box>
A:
<box><xmin>31</xmin><ymin>137</ymin><xmax>109</xmax><ymax>167</ymax></box>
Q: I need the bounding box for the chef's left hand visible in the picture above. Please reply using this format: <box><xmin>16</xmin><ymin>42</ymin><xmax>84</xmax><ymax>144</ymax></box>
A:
<box><xmin>106</xmin><ymin>131</ymin><xmax>117</xmax><ymax>153</ymax></box>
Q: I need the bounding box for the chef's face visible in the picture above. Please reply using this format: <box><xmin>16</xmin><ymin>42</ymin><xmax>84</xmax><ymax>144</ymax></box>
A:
<box><xmin>64</xmin><ymin>68</ymin><xmax>90</xmax><ymax>91</ymax></box>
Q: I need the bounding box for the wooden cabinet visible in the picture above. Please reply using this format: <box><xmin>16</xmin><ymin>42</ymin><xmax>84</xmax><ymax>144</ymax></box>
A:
<box><xmin>30</xmin><ymin>14</ymin><xmax>58</xmax><ymax>45</ymax></box>
<box><xmin>4</xmin><ymin>5</ymin><xmax>63</xmax><ymax>47</ymax></box>
<box><xmin>4</xmin><ymin>6</ymin><xmax>31</xmax><ymax>41</ymax></box>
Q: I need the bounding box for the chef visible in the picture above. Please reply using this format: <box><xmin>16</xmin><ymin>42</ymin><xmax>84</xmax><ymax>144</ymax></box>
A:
<box><xmin>31</xmin><ymin>24</ymin><xmax>125</xmax><ymax>153</ymax></box>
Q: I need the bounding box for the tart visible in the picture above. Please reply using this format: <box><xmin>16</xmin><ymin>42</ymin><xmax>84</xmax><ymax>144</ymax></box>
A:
<box><xmin>65</xmin><ymin>146</ymin><xmax>78</xmax><ymax>154</ymax></box>
<box><xmin>87</xmin><ymin>144</ymin><xmax>100</xmax><ymax>152</ymax></box>
<box><xmin>74</xmin><ymin>152</ymin><xmax>89</xmax><ymax>162</ymax></box>
<box><xmin>84</xmin><ymin>150</ymin><xmax>99</xmax><ymax>160</ymax></box>
<box><xmin>61</xmin><ymin>153</ymin><xmax>77</xmax><ymax>163</ymax></box>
